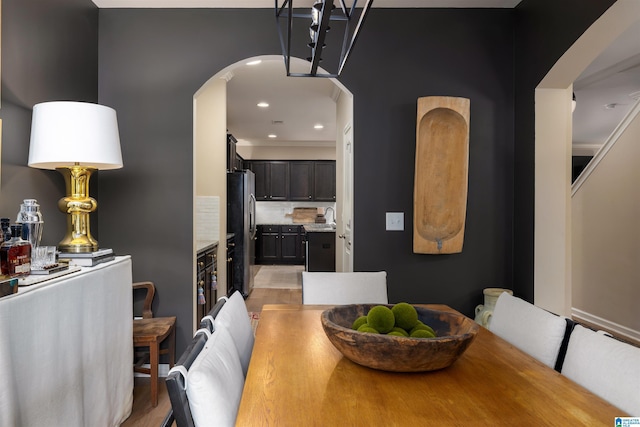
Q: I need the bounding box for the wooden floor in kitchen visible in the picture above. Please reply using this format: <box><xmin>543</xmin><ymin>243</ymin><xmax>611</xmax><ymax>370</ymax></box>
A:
<box><xmin>120</xmin><ymin>266</ymin><xmax>302</xmax><ymax>426</ymax></box>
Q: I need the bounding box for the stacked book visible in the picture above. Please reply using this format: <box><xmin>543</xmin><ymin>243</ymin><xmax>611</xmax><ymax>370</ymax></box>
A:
<box><xmin>0</xmin><ymin>276</ymin><xmax>19</xmax><ymax>298</ymax></box>
<box><xmin>58</xmin><ymin>248</ymin><xmax>115</xmax><ymax>267</ymax></box>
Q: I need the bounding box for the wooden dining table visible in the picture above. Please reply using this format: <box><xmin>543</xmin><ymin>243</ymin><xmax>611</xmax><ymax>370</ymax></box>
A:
<box><xmin>235</xmin><ymin>304</ymin><xmax>626</xmax><ymax>426</ymax></box>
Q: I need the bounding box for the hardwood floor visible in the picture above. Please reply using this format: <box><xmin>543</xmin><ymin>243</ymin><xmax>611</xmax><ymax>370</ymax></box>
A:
<box><xmin>120</xmin><ymin>267</ymin><xmax>301</xmax><ymax>426</ymax></box>
<box><xmin>121</xmin><ymin>377</ymin><xmax>172</xmax><ymax>427</ymax></box>
<box><xmin>245</xmin><ymin>287</ymin><xmax>302</xmax><ymax>312</ymax></box>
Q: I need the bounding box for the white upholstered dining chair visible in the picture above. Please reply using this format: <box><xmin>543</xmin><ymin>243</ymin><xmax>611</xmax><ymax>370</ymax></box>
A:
<box><xmin>301</xmin><ymin>271</ymin><xmax>389</xmax><ymax>305</ymax></box>
<box><xmin>213</xmin><ymin>291</ymin><xmax>254</xmax><ymax>377</ymax></box>
<box><xmin>164</xmin><ymin>329</ymin><xmax>209</xmax><ymax>427</ymax></box>
<box><xmin>164</xmin><ymin>322</ymin><xmax>245</xmax><ymax>427</ymax></box>
<box><xmin>561</xmin><ymin>324</ymin><xmax>640</xmax><ymax>415</ymax></box>
<box><xmin>185</xmin><ymin>324</ymin><xmax>245</xmax><ymax>427</ymax></box>
<box><xmin>488</xmin><ymin>291</ymin><xmax>569</xmax><ymax>369</ymax></box>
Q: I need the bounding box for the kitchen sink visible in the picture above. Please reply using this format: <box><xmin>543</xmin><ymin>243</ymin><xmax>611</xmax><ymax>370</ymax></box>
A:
<box><xmin>304</xmin><ymin>223</ymin><xmax>336</xmax><ymax>231</ymax></box>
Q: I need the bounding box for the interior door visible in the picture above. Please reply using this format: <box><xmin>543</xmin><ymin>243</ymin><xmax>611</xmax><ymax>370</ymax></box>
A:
<box><xmin>341</xmin><ymin>124</ymin><xmax>354</xmax><ymax>272</ymax></box>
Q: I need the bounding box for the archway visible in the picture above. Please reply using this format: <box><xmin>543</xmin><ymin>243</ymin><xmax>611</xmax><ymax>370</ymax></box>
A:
<box><xmin>534</xmin><ymin>0</ymin><xmax>640</xmax><ymax>315</ymax></box>
<box><xmin>193</xmin><ymin>56</ymin><xmax>355</xmax><ymax>326</ymax></box>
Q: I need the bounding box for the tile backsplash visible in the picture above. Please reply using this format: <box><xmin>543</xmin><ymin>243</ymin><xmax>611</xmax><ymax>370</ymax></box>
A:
<box><xmin>196</xmin><ymin>196</ymin><xmax>220</xmax><ymax>241</ymax></box>
<box><xmin>195</xmin><ymin>198</ymin><xmax>335</xmax><ymax>239</ymax></box>
<box><xmin>256</xmin><ymin>201</ymin><xmax>336</xmax><ymax>224</ymax></box>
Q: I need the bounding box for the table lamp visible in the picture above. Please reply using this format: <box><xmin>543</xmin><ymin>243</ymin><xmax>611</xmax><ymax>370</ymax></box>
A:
<box><xmin>28</xmin><ymin>101</ymin><xmax>123</xmax><ymax>253</ymax></box>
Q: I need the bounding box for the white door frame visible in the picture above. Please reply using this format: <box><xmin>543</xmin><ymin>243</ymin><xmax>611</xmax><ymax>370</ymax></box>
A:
<box><xmin>338</xmin><ymin>123</ymin><xmax>354</xmax><ymax>272</ymax></box>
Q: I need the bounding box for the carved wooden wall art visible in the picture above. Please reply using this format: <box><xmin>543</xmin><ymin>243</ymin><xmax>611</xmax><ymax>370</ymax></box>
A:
<box><xmin>414</xmin><ymin>96</ymin><xmax>470</xmax><ymax>254</ymax></box>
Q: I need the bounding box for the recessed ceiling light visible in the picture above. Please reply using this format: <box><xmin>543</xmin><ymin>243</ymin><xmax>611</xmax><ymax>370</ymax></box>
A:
<box><xmin>257</xmin><ymin>102</ymin><xmax>269</xmax><ymax>108</ymax></box>
<box><xmin>314</xmin><ymin>124</ymin><xmax>324</xmax><ymax>129</ymax></box>
<box><xmin>268</xmin><ymin>134</ymin><xmax>277</xmax><ymax>138</ymax></box>
<box><xmin>247</xmin><ymin>60</ymin><xmax>262</xmax><ymax>66</ymax></box>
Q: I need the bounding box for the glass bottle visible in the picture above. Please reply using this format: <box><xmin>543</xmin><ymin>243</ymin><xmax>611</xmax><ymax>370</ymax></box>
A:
<box><xmin>0</xmin><ymin>224</ymin><xmax>32</xmax><ymax>277</ymax></box>
<box><xmin>16</xmin><ymin>199</ymin><xmax>44</xmax><ymax>249</ymax></box>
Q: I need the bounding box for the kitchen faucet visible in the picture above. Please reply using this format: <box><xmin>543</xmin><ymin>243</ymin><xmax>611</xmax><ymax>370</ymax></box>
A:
<box><xmin>325</xmin><ymin>207</ymin><xmax>336</xmax><ymax>224</ymax></box>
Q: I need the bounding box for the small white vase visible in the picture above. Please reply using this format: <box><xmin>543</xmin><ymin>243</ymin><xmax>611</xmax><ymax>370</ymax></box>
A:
<box><xmin>474</xmin><ymin>287</ymin><xmax>513</xmax><ymax>327</ymax></box>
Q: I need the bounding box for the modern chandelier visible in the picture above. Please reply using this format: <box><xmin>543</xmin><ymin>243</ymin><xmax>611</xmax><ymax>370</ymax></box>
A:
<box><xmin>275</xmin><ymin>0</ymin><xmax>374</xmax><ymax>78</ymax></box>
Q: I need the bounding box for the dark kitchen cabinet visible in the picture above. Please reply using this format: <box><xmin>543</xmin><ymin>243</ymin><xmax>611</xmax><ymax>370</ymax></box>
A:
<box><xmin>256</xmin><ymin>225</ymin><xmax>304</xmax><ymax>265</ymax></box>
<box><xmin>314</xmin><ymin>161</ymin><xmax>337</xmax><ymax>201</ymax></box>
<box><xmin>246</xmin><ymin>160</ymin><xmax>336</xmax><ymax>202</ymax></box>
<box><xmin>281</xmin><ymin>225</ymin><xmax>301</xmax><ymax>262</ymax></box>
<box><xmin>226</xmin><ymin>235</ymin><xmax>235</xmax><ymax>296</ymax></box>
<box><xmin>256</xmin><ymin>225</ymin><xmax>280</xmax><ymax>263</ymax></box>
<box><xmin>234</xmin><ymin>153</ymin><xmax>245</xmax><ymax>171</ymax></box>
<box><xmin>267</xmin><ymin>161</ymin><xmax>289</xmax><ymax>200</ymax></box>
<box><xmin>250</xmin><ymin>162</ymin><xmax>268</xmax><ymax>199</ymax></box>
<box><xmin>289</xmin><ymin>161</ymin><xmax>314</xmax><ymax>200</ymax></box>
<box><xmin>227</xmin><ymin>133</ymin><xmax>237</xmax><ymax>172</ymax></box>
<box><xmin>248</xmin><ymin>161</ymin><xmax>289</xmax><ymax>200</ymax></box>
<box><xmin>196</xmin><ymin>243</ymin><xmax>218</xmax><ymax>321</ymax></box>
<box><xmin>227</xmin><ymin>133</ymin><xmax>245</xmax><ymax>172</ymax></box>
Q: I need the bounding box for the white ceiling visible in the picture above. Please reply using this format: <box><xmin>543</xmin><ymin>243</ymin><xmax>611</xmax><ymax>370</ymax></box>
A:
<box><xmin>572</xmin><ymin>20</ymin><xmax>640</xmax><ymax>152</ymax></box>
<box><xmin>226</xmin><ymin>57</ymin><xmax>340</xmax><ymax>146</ymax></box>
<box><xmin>92</xmin><ymin>0</ymin><xmax>522</xmax><ymax>8</ymax></box>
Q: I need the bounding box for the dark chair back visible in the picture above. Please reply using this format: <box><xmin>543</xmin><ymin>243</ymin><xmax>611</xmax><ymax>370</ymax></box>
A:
<box><xmin>199</xmin><ymin>297</ymin><xmax>227</xmax><ymax>332</ymax></box>
<box><xmin>554</xmin><ymin>317</ymin><xmax>576</xmax><ymax>372</ymax></box>
<box><xmin>164</xmin><ymin>332</ymin><xmax>209</xmax><ymax>427</ymax></box>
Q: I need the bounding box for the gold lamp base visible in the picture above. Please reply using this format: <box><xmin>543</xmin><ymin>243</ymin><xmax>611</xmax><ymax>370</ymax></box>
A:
<box><xmin>56</xmin><ymin>165</ymin><xmax>99</xmax><ymax>253</ymax></box>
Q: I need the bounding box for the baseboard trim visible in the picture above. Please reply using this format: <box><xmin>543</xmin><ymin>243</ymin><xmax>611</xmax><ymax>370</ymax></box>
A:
<box><xmin>572</xmin><ymin>308</ymin><xmax>640</xmax><ymax>345</ymax></box>
<box><xmin>134</xmin><ymin>363</ymin><xmax>170</xmax><ymax>378</ymax></box>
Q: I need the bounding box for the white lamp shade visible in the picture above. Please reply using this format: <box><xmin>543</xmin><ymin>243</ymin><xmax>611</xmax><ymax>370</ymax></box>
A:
<box><xmin>28</xmin><ymin>101</ymin><xmax>123</xmax><ymax>170</ymax></box>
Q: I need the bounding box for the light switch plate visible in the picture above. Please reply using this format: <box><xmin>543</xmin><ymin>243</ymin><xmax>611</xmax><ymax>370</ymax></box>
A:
<box><xmin>386</xmin><ymin>212</ymin><xmax>404</xmax><ymax>231</ymax></box>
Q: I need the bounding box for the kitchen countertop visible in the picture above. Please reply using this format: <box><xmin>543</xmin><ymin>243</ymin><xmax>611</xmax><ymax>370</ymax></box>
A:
<box><xmin>196</xmin><ymin>240</ymin><xmax>218</xmax><ymax>253</ymax></box>
<box><xmin>256</xmin><ymin>223</ymin><xmax>337</xmax><ymax>232</ymax></box>
<box><xmin>197</xmin><ymin>234</ymin><xmax>236</xmax><ymax>253</ymax></box>
<box><xmin>257</xmin><ymin>222</ymin><xmax>317</xmax><ymax>226</ymax></box>
<box><xmin>303</xmin><ymin>224</ymin><xmax>337</xmax><ymax>233</ymax></box>
<box><xmin>257</xmin><ymin>221</ymin><xmax>307</xmax><ymax>225</ymax></box>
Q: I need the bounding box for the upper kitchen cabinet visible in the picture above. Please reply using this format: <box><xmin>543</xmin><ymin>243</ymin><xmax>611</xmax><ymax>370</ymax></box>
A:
<box><xmin>227</xmin><ymin>133</ymin><xmax>245</xmax><ymax>172</ymax></box>
<box><xmin>289</xmin><ymin>161</ymin><xmax>314</xmax><ymax>201</ymax></box>
<box><xmin>249</xmin><ymin>161</ymin><xmax>289</xmax><ymax>200</ymax></box>
<box><xmin>247</xmin><ymin>160</ymin><xmax>336</xmax><ymax>202</ymax></box>
<box><xmin>313</xmin><ymin>161</ymin><xmax>336</xmax><ymax>201</ymax></box>
<box><xmin>227</xmin><ymin>134</ymin><xmax>237</xmax><ymax>172</ymax></box>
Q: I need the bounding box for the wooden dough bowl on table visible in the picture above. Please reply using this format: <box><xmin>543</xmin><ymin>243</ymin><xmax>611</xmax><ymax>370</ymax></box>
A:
<box><xmin>321</xmin><ymin>304</ymin><xmax>479</xmax><ymax>372</ymax></box>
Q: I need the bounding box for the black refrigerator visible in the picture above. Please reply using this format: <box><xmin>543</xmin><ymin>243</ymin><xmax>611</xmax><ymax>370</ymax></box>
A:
<box><xmin>227</xmin><ymin>170</ymin><xmax>257</xmax><ymax>297</ymax></box>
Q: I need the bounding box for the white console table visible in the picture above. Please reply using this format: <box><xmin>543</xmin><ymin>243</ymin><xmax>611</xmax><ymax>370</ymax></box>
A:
<box><xmin>0</xmin><ymin>256</ymin><xmax>134</xmax><ymax>427</ymax></box>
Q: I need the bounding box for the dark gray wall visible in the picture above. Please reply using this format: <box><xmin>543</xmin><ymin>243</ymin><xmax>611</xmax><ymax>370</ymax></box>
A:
<box><xmin>512</xmin><ymin>0</ymin><xmax>616</xmax><ymax>301</ymax></box>
<box><xmin>0</xmin><ymin>0</ymin><xmax>98</xmax><ymax>244</ymax></box>
<box><xmin>98</xmin><ymin>9</ymin><xmax>285</xmax><ymax>355</ymax></box>
<box><xmin>97</xmin><ymin>8</ymin><xmax>515</xmax><ymax>354</ymax></box>
<box><xmin>343</xmin><ymin>9</ymin><xmax>515</xmax><ymax>312</ymax></box>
